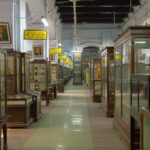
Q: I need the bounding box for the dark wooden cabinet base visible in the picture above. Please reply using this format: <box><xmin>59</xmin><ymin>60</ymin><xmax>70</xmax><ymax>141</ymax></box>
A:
<box><xmin>7</xmin><ymin>101</ymin><xmax>33</xmax><ymax>128</ymax></box>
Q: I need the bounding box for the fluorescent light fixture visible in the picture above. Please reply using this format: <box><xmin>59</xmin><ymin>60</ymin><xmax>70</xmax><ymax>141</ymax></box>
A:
<box><xmin>41</xmin><ymin>17</ymin><xmax>49</xmax><ymax>27</ymax></box>
<box><xmin>58</xmin><ymin>43</ymin><xmax>62</xmax><ymax>47</ymax></box>
<box><xmin>135</xmin><ymin>41</ymin><xmax>146</xmax><ymax>44</ymax></box>
<box><xmin>71</xmin><ymin>50</ymin><xmax>81</xmax><ymax>53</ymax></box>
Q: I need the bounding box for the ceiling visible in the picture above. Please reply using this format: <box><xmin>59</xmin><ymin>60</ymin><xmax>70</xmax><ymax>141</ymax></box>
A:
<box><xmin>55</xmin><ymin>0</ymin><xmax>141</xmax><ymax>24</ymax></box>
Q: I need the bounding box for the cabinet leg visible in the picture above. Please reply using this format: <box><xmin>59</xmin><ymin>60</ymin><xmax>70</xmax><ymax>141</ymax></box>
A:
<box><xmin>3</xmin><ymin>125</ymin><xmax>7</xmax><ymax>150</ymax></box>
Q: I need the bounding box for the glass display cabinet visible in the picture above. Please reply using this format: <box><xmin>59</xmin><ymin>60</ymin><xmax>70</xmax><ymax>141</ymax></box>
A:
<box><xmin>101</xmin><ymin>47</ymin><xmax>115</xmax><ymax>117</ymax></box>
<box><xmin>6</xmin><ymin>51</ymin><xmax>33</xmax><ymax>127</ymax></box>
<box><xmin>0</xmin><ymin>50</ymin><xmax>8</xmax><ymax>150</ymax></box>
<box><xmin>57</xmin><ymin>65</ymin><xmax>64</xmax><ymax>93</ymax></box>
<box><xmin>51</xmin><ymin>63</ymin><xmax>59</xmax><ymax>83</ymax></box>
<box><xmin>73</xmin><ymin>52</ymin><xmax>82</xmax><ymax>85</ymax></box>
<box><xmin>30</xmin><ymin>59</ymin><xmax>50</xmax><ymax>100</ymax></box>
<box><xmin>21</xmin><ymin>53</ymin><xmax>41</xmax><ymax>121</ymax></box>
<box><xmin>131</xmin><ymin>74</ymin><xmax>150</xmax><ymax>150</ymax></box>
<box><xmin>114</xmin><ymin>26</ymin><xmax>150</xmax><ymax>143</ymax></box>
<box><xmin>91</xmin><ymin>58</ymin><xmax>101</xmax><ymax>102</ymax></box>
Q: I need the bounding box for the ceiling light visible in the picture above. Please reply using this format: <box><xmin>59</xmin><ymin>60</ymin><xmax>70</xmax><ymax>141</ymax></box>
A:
<box><xmin>135</xmin><ymin>41</ymin><xmax>146</xmax><ymax>44</ymax></box>
<box><xmin>41</xmin><ymin>17</ymin><xmax>49</xmax><ymax>27</ymax></box>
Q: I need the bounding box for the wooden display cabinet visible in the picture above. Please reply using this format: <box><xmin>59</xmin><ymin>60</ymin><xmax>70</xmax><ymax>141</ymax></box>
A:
<box><xmin>51</xmin><ymin>63</ymin><xmax>59</xmax><ymax>83</ymax></box>
<box><xmin>30</xmin><ymin>59</ymin><xmax>50</xmax><ymax>100</ymax></box>
<box><xmin>114</xmin><ymin>26</ymin><xmax>150</xmax><ymax>143</ymax></box>
<box><xmin>91</xmin><ymin>58</ymin><xmax>101</xmax><ymax>102</ymax></box>
<box><xmin>73</xmin><ymin>52</ymin><xmax>82</xmax><ymax>85</ymax></box>
<box><xmin>57</xmin><ymin>65</ymin><xmax>64</xmax><ymax>93</ymax></box>
<box><xmin>101</xmin><ymin>47</ymin><xmax>115</xmax><ymax>117</ymax></box>
<box><xmin>6</xmin><ymin>51</ymin><xmax>34</xmax><ymax>127</ymax></box>
<box><xmin>0</xmin><ymin>50</ymin><xmax>8</xmax><ymax>150</ymax></box>
<box><xmin>21</xmin><ymin>53</ymin><xmax>41</xmax><ymax>121</ymax></box>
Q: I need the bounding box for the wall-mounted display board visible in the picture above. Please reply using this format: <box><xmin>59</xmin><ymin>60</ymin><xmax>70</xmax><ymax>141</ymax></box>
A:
<box><xmin>101</xmin><ymin>47</ymin><xmax>115</xmax><ymax>117</ymax></box>
<box><xmin>130</xmin><ymin>74</ymin><xmax>150</xmax><ymax>150</ymax></box>
<box><xmin>73</xmin><ymin>52</ymin><xmax>82</xmax><ymax>85</ymax></box>
<box><xmin>114</xmin><ymin>26</ymin><xmax>150</xmax><ymax>143</ymax></box>
<box><xmin>30</xmin><ymin>59</ymin><xmax>50</xmax><ymax>100</ymax></box>
<box><xmin>91</xmin><ymin>58</ymin><xmax>101</xmax><ymax>102</ymax></box>
<box><xmin>0</xmin><ymin>50</ymin><xmax>8</xmax><ymax>150</ymax></box>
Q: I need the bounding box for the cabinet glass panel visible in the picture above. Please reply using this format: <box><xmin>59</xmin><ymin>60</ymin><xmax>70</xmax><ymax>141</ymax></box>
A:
<box><xmin>101</xmin><ymin>52</ymin><xmax>107</xmax><ymax>104</ymax></box>
<box><xmin>0</xmin><ymin>52</ymin><xmax>6</xmax><ymax>118</ymax></box>
<box><xmin>143</xmin><ymin>117</ymin><xmax>150</xmax><ymax>150</ymax></box>
<box><xmin>17</xmin><ymin>57</ymin><xmax>20</xmax><ymax>93</ymax></box>
<box><xmin>134</xmin><ymin>38</ymin><xmax>150</xmax><ymax>74</ymax></box>
<box><xmin>139</xmin><ymin>78</ymin><xmax>149</xmax><ymax>109</ymax></box>
<box><xmin>25</xmin><ymin>55</ymin><xmax>30</xmax><ymax>91</ymax></box>
<box><xmin>115</xmin><ymin>46</ymin><xmax>122</xmax><ymax>115</ymax></box>
<box><xmin>131</xmin><ymin>79</ymin><xmax>139</xmax><ymax>110</ymax></box>
<box><xmin>94</xmin><ymin>80</ymin><xmax>101</xmax><ymax>95</ymax></box>
<box><xmin>122</xmin><ymin>41</ymin><xmax>131</xmax><ymax>125</ymax></box>
<box><xmin>93</xmin><ymin>59</ymin><xmax>101</xmax><ymax>79</ymax></box>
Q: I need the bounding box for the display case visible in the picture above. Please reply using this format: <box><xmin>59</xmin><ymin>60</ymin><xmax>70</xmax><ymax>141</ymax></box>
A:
<box><xmin>0</xmin><ymin>50</ymin><xmax>8</xmax><ymax>150</ymax></box>
<box><xmin>91</xmin><ymin>58</ymin><xmax>101</xmax><ymax>102</ymax></box>
<box><xmin>130</xmin><ymin>74</ymin><xmax>150</xmax><ymax>150</ymax></box>
<box><xmin>30</xmin><ymin>59</ymin><xmax>50</xmax><ymax>100</ymax></box>
<box><xmin>73</xmin><ymin>52</ymin><xmax>82</xmax><ymax>85</ymax></box>
<box><xmin>101</xmin><ymin>47</ymin><xmax>115</xmax><ymax>117</ymax></box>
<box><xmin>21</xmin><ymin>53</ymin><xmax>41</xmax><ymax>121</ymax></box>
<box><xmin>51</xmin><ymin>63</ymin><xmax>59</xmax><ymax>83</ymax></box>
<box><xmin>114</xmin><ymin>26</ymin><xmax>150</xmax><ymax>143</ymax></box>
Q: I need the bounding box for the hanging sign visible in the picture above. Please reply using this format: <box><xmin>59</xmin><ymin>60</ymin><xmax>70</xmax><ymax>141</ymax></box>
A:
<box><xmin>58</xmin><ymin>55</ymin><xmax>67</xmax><ymax>59</ymax></box>
<box><xmin>24</xmin><ymin>30</ymin><xmax>47</xmax><ymax>40</ymax></box>
<box><xmin>49</xmin><ymin>48</ymin><xmax>62</xmax><ymax>54</ymax></box>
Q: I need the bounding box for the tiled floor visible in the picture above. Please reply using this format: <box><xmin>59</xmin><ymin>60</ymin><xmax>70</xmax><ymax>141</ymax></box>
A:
<box><xmin>7</xmin><ymin>81</ymin><xmax>130</xmax><ymax>150</ymax></box>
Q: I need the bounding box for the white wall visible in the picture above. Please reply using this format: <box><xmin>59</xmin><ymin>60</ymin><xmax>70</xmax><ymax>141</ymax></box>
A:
<box><xmin>0</xmin><ymin>1</ymin><xmax>13</xmax><ymax>49</ymax></box>
<box><xmin>62</xmin><ymin>23</ymin><xmax>120</xmax><ymax>52</ymax></box>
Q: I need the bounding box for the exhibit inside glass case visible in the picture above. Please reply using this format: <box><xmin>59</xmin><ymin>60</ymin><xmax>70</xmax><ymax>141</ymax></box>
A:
<box><xmin>101</xmin><ymin>47</ymin><xmax>115</xmax><ymax>117</ymax></box>
<box><xmin>114</xmin><ymin>26</ymin><xmax>150</xmax><ymax>143</ymax></box>
<box><xmin>91</xmin><ymin>58</ymin><xmax>101</xmax><ymax>102</ymax></box>
<box><xmin>30</xmin><ymin>59</ymin><xmax>50</xmax><ymax>100</ymax></box>
<box><xmin>0</xmin><ymin>50</ymin><xmax>8</xmax><ymax>150</ymax></box>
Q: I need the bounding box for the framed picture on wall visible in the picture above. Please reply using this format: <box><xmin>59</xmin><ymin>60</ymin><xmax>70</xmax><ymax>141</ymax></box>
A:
<box><xmin>33</xmin><ymin>45</ymin><xmax>43</xmax><ymax>57</ymax></box>
<box><xmin>0</xmin><ymin>22</ymin><xmax>11</xmax><ymax>44</ymax></box>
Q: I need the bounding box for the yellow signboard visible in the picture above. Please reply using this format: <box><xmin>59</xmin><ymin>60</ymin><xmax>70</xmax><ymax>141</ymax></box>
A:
<box><xmin>58</xmin><ymin>55</ymin><xmax>67</xmax><ymax>59</ymax></box>
<box><xmin>24</xmin><ymin>30</ymin><xmax>47</xmax><ymax>40</ymax></box>
<box><xmin>49</xmin><ymin>48</ymin><xmax>62</xmax><ymax>54</ymax></box>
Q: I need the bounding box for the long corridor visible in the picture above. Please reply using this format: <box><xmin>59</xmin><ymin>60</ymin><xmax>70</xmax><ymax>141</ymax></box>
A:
<box><xmin>8</xmin><ymin>81</ymin><xmax>130</xmax><ymax>150</ymax></box>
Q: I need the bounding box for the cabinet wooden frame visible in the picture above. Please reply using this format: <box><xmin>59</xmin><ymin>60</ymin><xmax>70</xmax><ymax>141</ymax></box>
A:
<box><xmin>114</xmin><ymin>26</ymin><xmax>150</xmax><ymax>143</ymax></box>
<box><xmin>101</xmin><ymin>47</ymin><xmax>115</xmax><ymax>117</ymax></box>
